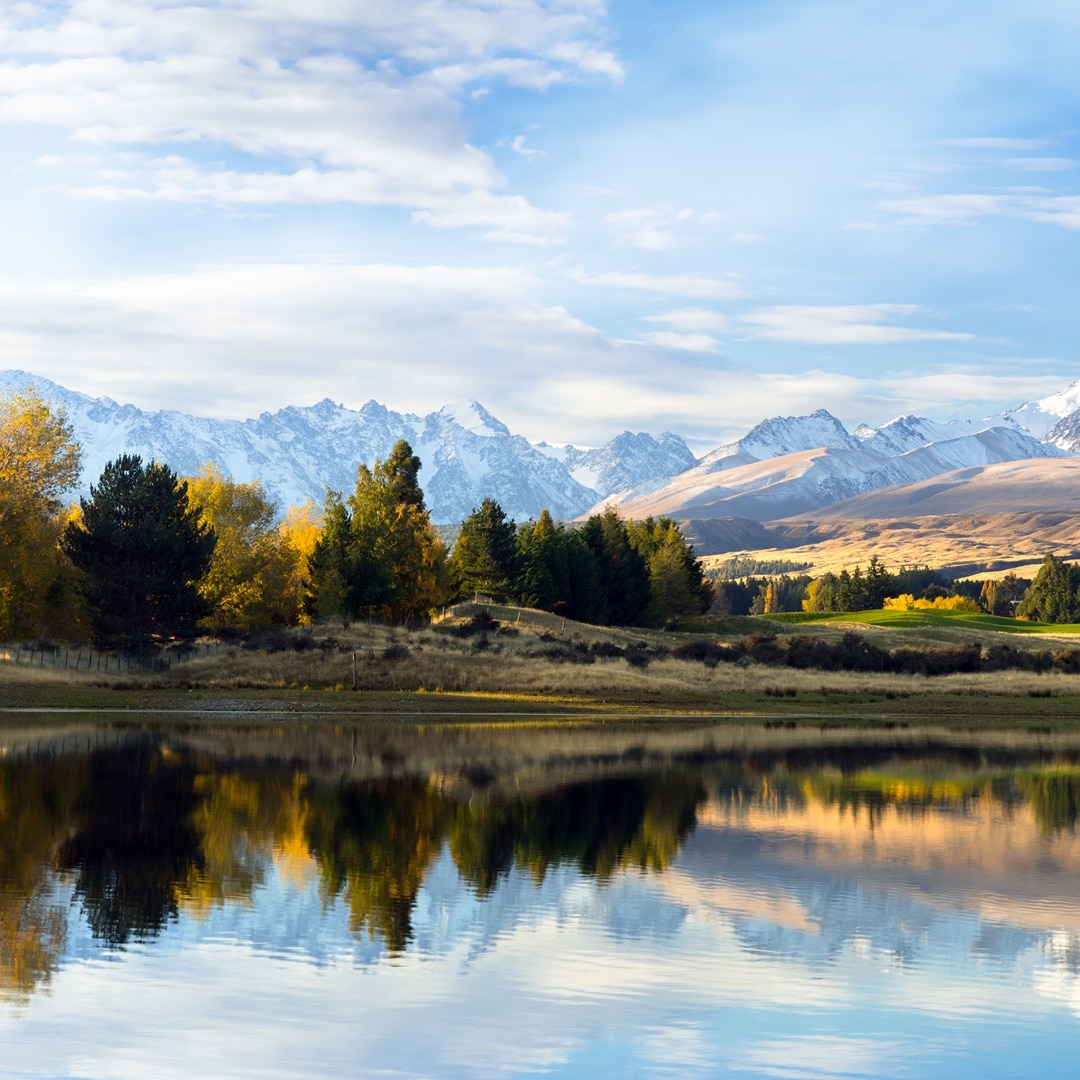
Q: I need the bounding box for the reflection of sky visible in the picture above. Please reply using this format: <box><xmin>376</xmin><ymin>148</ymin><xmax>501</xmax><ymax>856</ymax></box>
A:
<box><xmin>6</xmin><ymin>805</ymin><xmax>1080</xmax><ymax>1078</ymax></box>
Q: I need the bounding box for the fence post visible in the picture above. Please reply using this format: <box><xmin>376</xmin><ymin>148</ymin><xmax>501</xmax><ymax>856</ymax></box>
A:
<box><xmin>352</xmin><ymin>652</ymin><xmax>359</xmax><ymax>691</ymax></box>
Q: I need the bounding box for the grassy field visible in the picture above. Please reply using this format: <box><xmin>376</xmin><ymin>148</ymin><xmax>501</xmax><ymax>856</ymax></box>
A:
<box><xmin>5</xmin><ymin>603</ymin><xmax>1080</xmax><ymax>724</ymax></box>
<box><xmin>762</xmin><ymin>609</ymin><xmax>1080</xmax><ymax>634</ymax></box>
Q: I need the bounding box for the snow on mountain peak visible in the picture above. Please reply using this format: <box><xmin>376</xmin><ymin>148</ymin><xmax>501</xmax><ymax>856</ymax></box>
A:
<box><xmin>435</xmin><ymin>400</ymin><xmax>509</xmax><ymax>438</ymax></box>
<box><xmin>1004</xmin><ymin>379</ymin><xmax>1080</xmax><ymax>439</ymax></box>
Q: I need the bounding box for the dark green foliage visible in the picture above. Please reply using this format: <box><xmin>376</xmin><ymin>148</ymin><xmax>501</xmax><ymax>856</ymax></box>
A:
<box><xmin>56</xmin><ymin>744</ymin><xmax>202</xmax><ymax>946</ymax></box>
<box><xmin>804</xmin><ymin>560</ymin><xmax>966</xmax><ymax>614</ymax></box>
<box><xmin>715</xmin><ymin>575</ymin><xmax>810</xmax><ymax>615</ymax></box>
<box><xmin>305</xmin><ymin>493</ymin><xmax>392</xmax><ymax>623</ymax></box>
<box><xmin>1016</xmin><ymin>555</ymin><xmax>1080</xmax><ymax>623</ymax></box>
<box><xmin>580</xmin><ymin>507</ymin><xmax>651</xmax><ymax>626</ymax></box>
<box><xmin>306</xmin><ymin>440</ymin><xmax>446</xmax><ymax>623</ymax></box>
<box><xmin>626</xmin><ymin>516</ymin><xmax>713</xmax><ymax>622</ymax></box>
<box><xmin>709</xmin><ymin>556</ymin><xmax>812</xmax><ymax>579</ymax></box>
<box><xmin>979</xmin><ymin>572</ymin><xmax>1030</xmax><ymax>616</ymax></box>
<box><xmin>667</xmin><ymin>629</ymin><xmax>1080</xmax><ymax>677</ymax></box>
<box><xmin>450</xmin><ymin>498</ymin><xmax>519</xmax><ymax>601</ymax></box>
<box><xmin>61</xmin><ymin>455</ymin><xmax>215</xmax><ymax>651</ymax></box>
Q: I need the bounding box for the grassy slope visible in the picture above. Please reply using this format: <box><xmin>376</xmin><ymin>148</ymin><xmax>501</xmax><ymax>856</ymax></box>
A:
<box><xmin>762</xmin><ymin>610</ymin><xmax>1080</xmax><ymax>634</ymax></box>
<box><xmin>6</xmin><ymin>602</ymin><xmax>1080</xmax><ymax>723</ymax></box>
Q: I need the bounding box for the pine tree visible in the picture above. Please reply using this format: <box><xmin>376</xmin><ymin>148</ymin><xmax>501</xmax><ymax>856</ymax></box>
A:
<box><xmin>62</xmin><ymin>456</ymin><xmax>215</xmax><ymax>651</ymax></box>
<box><xmin>1016</xmin><ymin>555</ymin><xmax>1080</xmax><ymax>623</ymax></box>
<box><xmin>306</xmin><ymin>440</ymin><xmax>447</xmax><ymax>622</ymax></box>
<box><xmin>451</xmin><ymin>498</ymin><xmax>519</xmax><ymax>601</ymax></box>
<box><xmin>580</xmin><ymin>507</ymin><xmax>651</xmax><ymax>626</ymax></box>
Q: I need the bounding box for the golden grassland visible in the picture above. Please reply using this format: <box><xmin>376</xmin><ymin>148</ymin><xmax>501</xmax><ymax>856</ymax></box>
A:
<box><xmin>696</xmin><ymin>510</ymin><xmax>1080</xmax><ymax>580</ymax></box>
<box><xmin>5</xmin><ymin>603</ymin><xmax>1080</xmax><ymax>723</ymax></box>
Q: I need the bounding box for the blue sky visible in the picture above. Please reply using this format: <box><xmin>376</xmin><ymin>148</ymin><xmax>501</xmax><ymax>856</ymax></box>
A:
<box><xmin>0</xmin><ymin>0</ymin><xmax>1078</xmax><ymax>451</ymax></box>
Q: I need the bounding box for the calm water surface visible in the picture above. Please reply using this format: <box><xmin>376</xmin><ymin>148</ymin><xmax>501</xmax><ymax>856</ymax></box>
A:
<box><xmin>4</xmin><ymin>718</ymin><xmax>1080</xmax><ymax>1078</ymax></box>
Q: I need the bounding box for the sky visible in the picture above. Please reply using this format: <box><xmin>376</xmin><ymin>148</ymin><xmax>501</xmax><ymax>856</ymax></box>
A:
<box><xmin>1</xmin><ymin>0</ymin><xmax>1079</xmax><ymax>452</ymax></box>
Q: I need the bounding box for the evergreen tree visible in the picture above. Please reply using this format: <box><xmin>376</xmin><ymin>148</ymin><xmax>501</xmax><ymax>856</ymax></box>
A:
<box><xmin>626</xmin><ymin>516</ymin><xmax>712</xmax><ymax>623</ymax></box>
<box><xmin>451</xmin><ymin>498</ymin><xmax>519</xmax><ymax>601</ymax></box>
<box><xmin>307</xmin><ymin>441</ymin><xmax>447</xmax><ymax>622</ymax></box>
<box><xmin>562</xmin><ymin>529</ymin><xmax>605</xmax><ymax>623</ymax></box>
<box><xmin>863</xmin><ymin>555</ymin><xmax>895</xmax><ymax>609</ymax></box>
<box><xmin>305</xmin><ymin>493</ymin><xmax>391</xmax><ymax>623</ymax></box>
<box><xmin>1016</xmin><ymin>555</ymin><xmax>1080</xmax><ymax>623</ymax></box>
<box><xmin>515</xmin><ymin>510</ymin><xmax>565</xmax><ymax>610</ymax></box>
<box><xmin>62</xmin><ymin>456</ymin><xmax>215</xmax><ymax>651</ymax></box>
<box><xmin>580</xmin><ymin>507</ymin><xmax>651</xmax><ymax>626</ymax></box>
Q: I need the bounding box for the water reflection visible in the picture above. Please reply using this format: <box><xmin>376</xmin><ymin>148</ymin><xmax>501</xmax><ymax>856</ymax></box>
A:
<box><xmin>4</xmin><ymin>720</ymin><xmax>1080</xmax><ymax>1076</ymax></box>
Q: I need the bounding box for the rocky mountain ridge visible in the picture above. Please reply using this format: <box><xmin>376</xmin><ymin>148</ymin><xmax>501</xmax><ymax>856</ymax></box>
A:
<box><xmin>0</xmin><ymin>370</ymin><xmax>690</xmax><ymax>523</ymax></box>
<box><xmin>5</xmin><ymin>368</ymin><xmax>1080</xmax><ymax>525</ymax></box>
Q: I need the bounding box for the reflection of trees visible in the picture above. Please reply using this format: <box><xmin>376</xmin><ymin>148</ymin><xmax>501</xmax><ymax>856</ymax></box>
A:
<box><xmin>0</xmin><ymin>758</ymin><xmax>83</xmax><ymax>999</ymax></box>
<box><xmin>179</xmin><ymin>771</ymin><xmax>312</xmax><ymax>916</ymax></box>
<box><xmin>1019</xmin><ymin>772</ymin><xmax>1080</xmax><ymax>835</ymax></box>
<box><xmin>450</xmin><ymin>776</ymin><xmax>705</xmax><ymax>896</ymax></box>
<box><xmin>57</xmin><ymin>746</ymin><xmax>203</xmax><ymax>946</ymax></box>
<box><xmin>306</xmin><ymin>779</ymin><xmax>449</xmax><ymax>953</ymax></box>
<box><xmin>302</xmin><ymin>773</ymin><xmax>704</xmax><ymax>950</ymax></box>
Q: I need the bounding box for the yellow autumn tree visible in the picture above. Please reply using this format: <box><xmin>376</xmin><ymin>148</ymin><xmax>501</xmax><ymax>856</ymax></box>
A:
<box><xmin>0</xmin><ymin>390</ymin><xmax>83</xmax><ymax>639</ymax></box>
<box><xmin>186</xmin><ymin>465</ymin><xmax>305</xmax><ymax>631</ymax></box>
<box><xmin>279</xmin><ymin>501</ymin><xmax>322</xmax><ymax>626</ymax></box>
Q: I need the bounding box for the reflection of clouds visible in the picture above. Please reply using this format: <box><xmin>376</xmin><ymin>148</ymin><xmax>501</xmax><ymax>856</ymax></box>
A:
<box><xmin>660</xmin><ymin>867</ymin><xmax>820</xmax><ymax>933</ymax></box>
<box><xmin>1033</xmin><ymin>931</ymin><xmax>1080</xmax><ymax>1020</ymax></box>
<box><xmin>634</xmin><ymin>1022</ymin><xmax>714</xmax><ymax>1077</ymax></box>
<box><xmin>733</xmin><ymin>1036</ymin><xmax>909</xmax><ymax>1079</ymax></box>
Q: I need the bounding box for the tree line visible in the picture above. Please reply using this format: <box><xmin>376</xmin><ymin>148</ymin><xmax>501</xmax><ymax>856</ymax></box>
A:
<box><xmin>1</xmin><ymin>389</ymin><xmax>710</xmax><ymax>650</ymax></box>
<box><xmin>713</xmin><ymin>556</ymin><xmax>1045</xmax><ymax>619</ymax></box>
<box><xmin>7</xmin><ymin>387</ymin><xmax>1080</xmax><ymax>649</ymax></box>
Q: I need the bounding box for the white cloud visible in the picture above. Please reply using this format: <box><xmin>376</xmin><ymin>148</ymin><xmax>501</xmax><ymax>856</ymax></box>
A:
<box><xmin>0</xmin><ymin>1</ymin><xmax>622</xmax><ymax>240</ymax></box>
<box><xmin>0</xmin><ymin>263</ymin><xmax>1066</xmax><ymax>454</ymax></box>
<box><xmin>571</xmin><ymin>269</ymin><xmax>746</xmax><ymax>299</ymax></box>
<box><xmin>510</xmin><ymin>134</ymin><xmax>544</xmax><ymax>158</ymax></box>
<box><xmin>644</xmin><ymin>309</ymin><xmax>729</xmax><ymax>332</ymax></box>
<box><xmin>737</xmin><ymin>304</ymin><xmax>974</xmax><ymax>345</ymax></box>
<box><xmin>639</xmin><ymin>331</ymin><xmax>719</xmax><ymax>351</ymax></box>
<box><xmin>882</xmin><ymin>193</ymin><xmax>1080</xmax><ymax>230</ymax></box>
<box><xmin>1005</xmin><ymin>157</ymin><xmax>1077</xmax><ymax>172</ymax></box>
<box><xmin>604</xmin><ymin>206</ymin><xmax>722</xmax><ymax>250</ymax></box>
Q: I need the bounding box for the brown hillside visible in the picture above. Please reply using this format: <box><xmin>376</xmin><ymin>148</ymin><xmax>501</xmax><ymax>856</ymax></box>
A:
<box><xmin>801</xmin><ymin>457</ymin><xmax>1080</xmax><ymax>519</ymax></box>
<box><xmin>689</xmin><ymin>458</ymin><xmax>1080</xmax><ymax>578</ymax></box>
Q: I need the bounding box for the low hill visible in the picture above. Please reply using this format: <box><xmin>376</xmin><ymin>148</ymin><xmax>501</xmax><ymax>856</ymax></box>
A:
<box><xmin>800</xmin><ymin>457</ymin><xmax>1080</xmax><ymax>519</ymax></box>
<box><xmin>688</xmin><ymin>458</ymin><xmax>1080</xmax><ymax>579</ymax></box>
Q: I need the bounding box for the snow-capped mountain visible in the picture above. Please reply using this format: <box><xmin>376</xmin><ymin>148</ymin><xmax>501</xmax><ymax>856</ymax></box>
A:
<box><xmin>537</xmin><ymin>431</ymin><xmax>696</xmax><ymax>494</ymax></box>
<box><xmin>592</xmin><ymin>408</ymin><xmax>1066</xmax><ymax>522</ymax></box>
<box><xmin>7</xmin><ymin>367</ymin><xmax>1080</xmax><ymax>526</ymax></box>
<box><xmin>0</xmin><ymin>370</ymin><xmax>686</xmax><ymax>523</ymax></box>
<box><xmin>1005</xmin><ymin>379</ymin><xmax>1080</xmax><ymax>440</ymax></box>
<box><xmin>702</xmin><ymin>408</ymin><xmax>863</xmax><ymax>471</ymax></box>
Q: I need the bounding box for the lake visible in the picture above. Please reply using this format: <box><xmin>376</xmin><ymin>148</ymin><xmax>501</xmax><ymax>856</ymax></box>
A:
<box><xmin>3</xmin><ymin>717</ymin><xmax>1080</xmax><ymax>1078</ymax></box>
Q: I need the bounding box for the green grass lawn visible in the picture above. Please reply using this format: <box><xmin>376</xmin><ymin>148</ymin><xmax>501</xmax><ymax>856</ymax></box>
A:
<box><xmin>763</xmin><ymin>610</ymin><xmax>1080</xmax><ymax>634</ymax></box>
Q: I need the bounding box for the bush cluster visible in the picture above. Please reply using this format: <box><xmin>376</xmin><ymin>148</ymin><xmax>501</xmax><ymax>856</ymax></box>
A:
<box><xmin>674</xmin><ymin>630</ymin><xmax>1080</xmax><ymax>677</ymax></box>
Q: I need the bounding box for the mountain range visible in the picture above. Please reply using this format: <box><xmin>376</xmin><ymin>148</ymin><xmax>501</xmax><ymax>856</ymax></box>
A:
<box><xmin>5</xmin><ymin>368</ymin><xmax>1080</xmax><ymax>537</ymax></box>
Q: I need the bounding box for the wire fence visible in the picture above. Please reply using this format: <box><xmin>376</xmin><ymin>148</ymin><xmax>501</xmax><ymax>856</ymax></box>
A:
<box><xmin>0</xmin><ymin>640</ymin><xmax>230</xmax><ymax>674</ymax></box>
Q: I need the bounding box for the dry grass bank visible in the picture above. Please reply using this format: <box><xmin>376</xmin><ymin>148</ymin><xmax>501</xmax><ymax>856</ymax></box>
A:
<box><xmin>5</xmin><ymin>605</ymin><xmax>1080</xmax><ymax>720</ymax></box>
